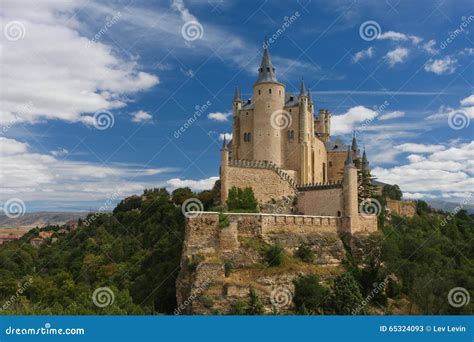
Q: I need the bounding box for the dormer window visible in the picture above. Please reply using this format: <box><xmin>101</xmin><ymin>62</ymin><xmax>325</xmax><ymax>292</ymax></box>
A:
<box><xmin>266</xmin><ymin>67</ymin><xmax>270</xmax><ymax>72</ymax></box>
<box><xmin>290</xmin><ymin>96</ymin><xmax>294</xmax><ymax>101</ymax></box>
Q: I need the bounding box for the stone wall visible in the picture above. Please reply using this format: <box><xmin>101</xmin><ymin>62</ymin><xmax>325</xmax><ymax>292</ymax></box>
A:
<box><xmin>225</xmin><ymin>164</ymin><xmax>296</xmax><ymax>204</ymax></box>
<box><xmin>354</xmin><ymin>215</ymin><xmax>378</xmax><ymax>233</ymax></box>
<box><xmin>297</xmin><ymin>187</ymin><xmax>344</xmax><ymax>217</ymax></box>
<box><xmin>386</xmin><ymin>199</ymin><xmax>416</xmax><ymax>218</ymax></box>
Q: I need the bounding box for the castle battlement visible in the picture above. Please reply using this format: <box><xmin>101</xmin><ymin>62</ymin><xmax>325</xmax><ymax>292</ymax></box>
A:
<box><xmin>296</xmin><ymin>180</ymin><xmax>344</xmax><ymax>191</ymax></box>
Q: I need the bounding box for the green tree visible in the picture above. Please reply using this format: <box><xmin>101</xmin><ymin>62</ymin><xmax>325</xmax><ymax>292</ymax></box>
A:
<box><xmin>382</xmin><ymin>184</ymin><xmax>403</xmax><ymax>200</ymax></box>
<box><xmin>293</xmin><ymin>274</ymin><xmax>329</xmax><ymax>313</ymax></box>
<box><xmin>171</xmin><ymin>187</ymin><xmax>194</xmax><ymax>206</ymax></box>
<box><xmin>226</xmin><ymin>187</ymin><xmax>258</xmax><ymax>212</ymax></box>
<box><xmin>331</xmin><ymin>272</ymin><xmax>364</xmax><ymax>315</ymax></box>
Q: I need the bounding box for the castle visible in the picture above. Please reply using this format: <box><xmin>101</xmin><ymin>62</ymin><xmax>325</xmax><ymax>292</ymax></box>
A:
<box><xmin>219</xmin><ymin>45</ymin><xmax>377</xmax><ymax>234</ymax></box>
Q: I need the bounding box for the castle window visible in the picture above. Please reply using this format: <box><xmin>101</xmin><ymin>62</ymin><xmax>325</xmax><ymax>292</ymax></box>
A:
<box><xmin>269</xmin><ymin>89</ymin><xmax>272</xmax><ymax>94</ymax></box>
<box><xmin>279</xmin><ymin>90</ymin><xmax>281</xmax><ymax>95</ymax></box>
<box><xmin>287</xmin><ymin>130</ymin><xmax>295</xmax><ymax>141</ymax></box>
<box><xmin>337</xmin><ymin>211</ymin><xmax>341</xmax><ymax>217</ymax></box>
<box><xmin>289</xmin><ymin>109</ymin><xmax>292</xmax><ymax>113</ymax></box>
<box><xmin>246</xmin><ymin>112</ymin><xmax>248</xmax><ymax>115</ymax></box>
<box><xmin>266</xmin><ymin>67</ymin><xmax>270</xmax><ymax>72</ymax></box>
<box><xmin>258</xmin><ymin>90</ymin><xmax>261</xmax><ymax>95</ymax></box>
<box><xmin>329</xmin><ymin>161</ymin><xmax>332</xmax><ymax>167</ymax></box>
<box><xmin>248</xmin><ymin>133</ymin><xmax>251</xmax><ymax>141</ymax></box>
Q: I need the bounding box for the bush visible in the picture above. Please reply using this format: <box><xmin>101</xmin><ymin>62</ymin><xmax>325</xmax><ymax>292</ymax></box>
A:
<box><xmin>382</xmin><ymin>184</ymin><xmax>402</xmax><ymax>200</ymax></box>
<box><xmin>266</xmin><ymin>245</ymin><xmax>284</xmax><ymax>266</ymax></box>
<box><xmin>227</xmin><ymin>187</ymin><xmax>258</xmax><ymax>212</ymax></box>
<box><xmin>247</xmin><ymin>287</ymin><xmax>264</xmax><ymax>315</ymax></box>
<box><xmin>224</xmin><ymin>260</ymin><xmax>233</xmax><ymax>277</ymax></box>
<box><xmin>295</xmin><ymin>243</ymin><xmax>314</xmax><ymax>263</ymax></box>
<box><xmin>218</xmin><ymin>213</ymin><xmax>230</xmax><ymax>229</ymax></box>
<box><xmin>228</xmin><ymin>300</ymin><xmax>247</xmax><ymax>315</ymax></box>
<box><xmin>331</xmin><ymin>272</ymin><xmax>364</xmax><ymax>315</ymax></box>
<box><xmin>293</xmin><ymin>274</ymin><xmax>330</xmax><ymax>313</ymax></box>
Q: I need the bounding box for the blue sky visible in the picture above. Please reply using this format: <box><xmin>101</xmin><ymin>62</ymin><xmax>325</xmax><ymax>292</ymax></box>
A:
<box><xmin>0</xmin><ymin>0</ymin><xmax>473</xmax><ymax>212</ymax></box>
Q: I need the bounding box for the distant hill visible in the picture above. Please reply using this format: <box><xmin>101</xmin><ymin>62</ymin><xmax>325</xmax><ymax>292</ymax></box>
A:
<box><xmin>427</xmin><ymin>200</ymin><xmax>474</xmax><ymax>215</ymax></box>
<box><xmin>0</xmin><ymin>211</ymin><xmax>86</xmax><ymax>229</ymax></box>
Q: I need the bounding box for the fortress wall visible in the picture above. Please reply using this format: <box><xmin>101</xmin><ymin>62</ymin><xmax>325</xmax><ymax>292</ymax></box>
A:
<box><xmin>386</xmin><ymin>199</ymin><xmax>416</xmax><ymax>218</ymax></box>
<box><xmin>260</xmin><ymin>214</ymin><xmax>340</xmax><ymax>234</ymax></box>
<box><xmin>327</xmin><ymin>151</ymin><xmax>346</xmax><ymax>182</ymax></box>
<box><xmin>354</xmin><ymin>215</ymin><xmax>378</xmax><ymax>233</ymax></box>
<box><xmin>226</xmin><ymin>166</ymin><xmax>296</xmax><ymax>203</ymax></box>
<box><xmin>297</xmin><ymin>188</ymin><xmax>344</xmax><ymax>217</ymax></box>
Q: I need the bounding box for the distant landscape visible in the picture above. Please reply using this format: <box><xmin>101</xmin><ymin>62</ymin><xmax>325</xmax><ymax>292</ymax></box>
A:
<box><xmin>0</xmin><ymin>212</ymin><xmax>86</xmax><ymax>229</ymax></box>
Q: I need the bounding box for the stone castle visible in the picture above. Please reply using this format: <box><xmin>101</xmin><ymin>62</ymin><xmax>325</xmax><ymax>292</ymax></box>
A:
<box><xmin>220</xmin><ymin>45</ymin><xmax>377</xmax><ymax>234</ymax></box>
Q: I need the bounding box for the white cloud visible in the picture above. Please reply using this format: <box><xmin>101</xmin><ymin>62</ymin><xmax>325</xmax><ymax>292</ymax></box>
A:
<box><xmin>378</xmin><ymin>110</ymin><xmax>405</xmax><ymax>120</ymax></box>
<box><xmin>377</xmin><ymin>31</ymin><xmax>422</xmax><ymax>44</ymax></box>
<box><xmin>403</xmin><ymin>192</ymin><xmax>436</xmax><ymax>200</ymax></box>
<box><xmin>460</xmin><ymin>94</ymin><xmax>474</xmax><ymax>107</ymax></box>
<box><xmin>131</xmin><ymin>110</ymin><xmax>153</xmax><ymax>123</ymax></box>
<box><xmin>166</xmin><ymin>176</ymin><xmax>218</xmax><ymax>191</ymax></box>
<box><xmin>422</xmin><ymin>39</ymin><xmax>438</xmax><ymax>54</ymax></box>
<box><xmin>219</xmin><ymin>133</ymin><xmax>232</xmax><ymax>141</ymax></box>
<box><xmin>331</xmin><ymin>106</ymin><xmax>378</xmax><ymax>135</ymax></box>
<box><xmin>352</xmin><ymin>47</ymin><xmax>374</xmax><ymax>63</ymax></box>
<box><xmin>373</xmin><ymin>140</ymin><xmax>474</xmax><ymax>196</ymax></box>
<box><xmin>0</xmin><ymin>1</ymin><xmax>159</xmax><ymax>126</ymax></box>
<box><xmin>424</xmin><ymin>57</ymin><xmax>457</xmax><ymax>75</ymax></box>
<box><xmin>208</xmin><ymin>111</ymin><xmax>231</xmax><ymax>122</ymax></box>
<box><xmin>384</xmin><ymin>47</ymin><xmax>409</xmax><ymax>67</ymax></box>
<box><xmin>50</xmin><ymin>148</ymin><xmax>69</xmax><ymax>157</ymax></box>
<box><xmin>396</xmin><ymin>143</ymin><xmax>445</xmax><ymax>153</ymax></box>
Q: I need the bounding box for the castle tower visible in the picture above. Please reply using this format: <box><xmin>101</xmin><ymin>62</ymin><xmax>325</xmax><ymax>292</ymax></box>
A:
<box><xmin>298</xmin><ymin>79</ymin><xmax>310</xmax><ymax>183</ymax></box>
<box><xmin>232</xmin><ymin>86</ymin><xmax>242</xmax><ymax>159</ymax></box>
<box><xmin>220</xmin><ymin>136</ymin><xmax>229</xmax><ymax>203</ymax></box>
<box><xmin>252</xmin><ymin>45</ymin><xmax>285</xmax><ymax>164</ymax></box>
<box><xmin>361</xmin><ymin>147</ymin><xmax>369</xmax><ymax>171</ymax></box>
<box><xmin>351</xmin><ymin>133</ymin><xmax>360</xmax><ymax>161</ymax></box>
<box><xmin>342</xmin><ymin>146</ymin><xmax>359</xmax><ymax>233</ymax></box>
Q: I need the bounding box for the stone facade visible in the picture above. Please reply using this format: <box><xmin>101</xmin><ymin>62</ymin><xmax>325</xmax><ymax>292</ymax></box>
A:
<box><xmin>386</xmin><ymin>199</ymin><xmax>416</xmax><ymax>218</ymax></box>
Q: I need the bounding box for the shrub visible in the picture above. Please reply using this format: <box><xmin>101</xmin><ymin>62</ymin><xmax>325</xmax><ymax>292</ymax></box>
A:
<box><xmin>266</xmin><ymin>244</ymin><xmax>284</xmax><ymax>266</ymax></box>
<box><xmin>331</xmin><ymin>272</ymin><xmax>364</xmax><ymax>315</ymax></box>
<box><xmin>247</xmin><ymin>287</ymin><xmax>264</xmax><ymax>315</ymax></box>
<box><xmin>227</xmin><ymin>187</ymin><xmax>258</xmax><ymax>212</ymax></box>
<box><xmin>224</xmin><ymin>260</ymin><xmax>233</xmax><ymax>277</ymax></box>
<box><xmin>295</xmin><ymin>243</ymin><xmax>314</xmax><ymax>263</ymax></box>
<box><xmin>228</xmin><ymin>300</ymin><xmax>247</xmax><ymax>315</ymax></box>
<box><xmin>293</xmin><ymin>274</ymin><xmax>329</xmax><ymax>313</ymax></box>
<box><xmin>218</xmin><ymin>213</ymin><xmax>230</xmax><ymax>229</ymax></box>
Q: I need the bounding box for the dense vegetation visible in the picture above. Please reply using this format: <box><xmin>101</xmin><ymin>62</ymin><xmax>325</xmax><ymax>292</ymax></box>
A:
<box><xmin>0</xmin><ymin>182</ymin><xmax>472</xmax><ymax>315</ymax></box>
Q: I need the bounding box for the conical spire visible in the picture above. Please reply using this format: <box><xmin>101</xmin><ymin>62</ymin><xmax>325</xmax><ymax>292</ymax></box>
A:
<box><xmin>345</xmin><ymin>146</ymin><xmax>354</xmax><ymax>167</ymax></box>
<box><xmin>362</xmin><ymin>147</ymin><xmax>369</xmax><ymax>169</ymax></box>
<box><xmin>351</xmin><ymin>132</ymin><xmax>358</xmax><ymax>152</ymax></box>
<box><xmin>233</xmin><ymin>86</ymin><xmax>241</xmax><ymax>102</ymax></box>
<box><xmin>255</xmin><ymin>43</ymin><xmax>278</xmax><ymax>85</ymax></box>
<box><xmin>299</xmin><ymin>78</ymin><xmax>306</xmax><ymax>97</ymax></box>
<box><xmin>221</xmin><ymin>135</ymin><xmax>228</xmax><ymax>150</ymax></box>
<box><xmin>307</xmin><ymin>87</ymin><xmax>313</xmax><ymax>104</ymax></box>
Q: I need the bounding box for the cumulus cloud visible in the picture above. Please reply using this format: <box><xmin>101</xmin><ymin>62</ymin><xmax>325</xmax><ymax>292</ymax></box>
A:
<box><xmin>219</xmin><ymin>133</ymin><xmax>232</xmax><ymax>141</ymax></box>
<box><xmin>352</xmin><ymin>47</ymin><xmax>374</xmax><ymax>63</ymax></box>
<box><xmin>131</xmin><ymin>110</ymin><xmax>153</xmax><ymax>123</ymax></box>
<box><xmin>395</xmin><ymin>143</ymin><xmax>445</xmax><ymax>153</ymax></box>
<box><xmin>378</xmin><ymin>110</ymin><xmax>405</xmax><ymax>120</ymax></box>
<box><xmin>377</xmin><ymin>31</ymin><xmax>422</xmax><ymax>44</ymax></box>
<box><xmin>166</xmin><ymin>176</ymin><xmax>219</xmax><ymax>191</ymax></box>
<box><xmin>373</xmin><ymin>140</ymin><xmax>474</xmax><ymax>197</ymax></box>
<box><xmin>0</xmin><ymin>1</ymin><xmax>159</xmax><ymax>126</ymax></box>
<box><xmin>331</xmin><ymin>106</ymin><xmax>378</xmax><ymax>135</ymax></box>
<box><xmin>460</xmin><ymin>94</ymin><xmax>474</xmax><ymax>106</ymax></box>
<box><xmin>424</xmin><ymin>57</ymin><xmax>457</xmax><ymax>75</ymax></box>
<box><xmin>208</xmin><ymin>111</ymin><xmax>231</xmax><ymax>122</ymax></box>
<box><xmin>422</xmin><ymin>39</ymin><xmax>438</xmax><ymax>54</ymax></box>
<box><xmin>384</xmin><ymin>47</ymin><xmax>409</xmax><ymax>67</ymax></box>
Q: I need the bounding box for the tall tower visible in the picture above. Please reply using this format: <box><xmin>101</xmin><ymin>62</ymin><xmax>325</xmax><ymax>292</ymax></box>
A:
<box><xmin>232</xmin><ymin>86</ymin><xmax>242</xmax><ymax>159</ymax></box>
<box><xmin>342</xmin><ymin>146</ymin><xmax>359</xmax><ymax>233</ymax></box>
<box><xmin>252</xmin><ymin>45</ymin><xmax>285</xmax><ymax>164</ymax></box>
<box><xmin>298</xmin><ymin>79</ymin><xmax>310</xmax><ymax>183</ymax></box>
<box><xmin>220</xmin><ymin>136</ymin><xmax>229</xmax><ymax>203</ymax></box>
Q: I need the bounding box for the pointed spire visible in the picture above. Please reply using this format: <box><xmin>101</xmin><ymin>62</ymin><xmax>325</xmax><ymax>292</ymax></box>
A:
<box><xmin>255</xmin><ymin>42</ymin><xmax>278</xmax><ymax>85</ymax></box>
<box><xmin>351</xmin><ymin>131</ymin><xmax>359</xmax><ymax>153</ymax></box>
<box><xmin>233</xmin><ymin>86</ymin><xmax>241</xmax><ymax>102</ymax></box>
<box><xmin>307</xmin><ymin>87</ymin><xmax>313</xmax><ymax>104</ymax></box>
<box><xmin>299</xmin><ymin>78</ymin><xmax>306</xmax><ymax>97</ymax></box>
<box><xmin>345</xmin><ymin>146</ymin><xmax>354</xmax><ymax>167</ymax></box>
<box><xmin>221</xmin><ymin>135</ymin><xmax>228</xmax><ymax>151</ymax></box>
<box><xmin>362</xmin><ymin>147</ymin><xmax>369</xmax><ymax>169</ymax></box>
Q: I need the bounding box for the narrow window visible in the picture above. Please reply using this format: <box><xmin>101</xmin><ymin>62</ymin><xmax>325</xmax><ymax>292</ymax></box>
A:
<box><xmin>258</xmin><ymin>90</ymin><xmax>261</xmax><ymax>95</ymax></box>
<box><xmin>269</xmin><ymin>89</ymin><xmax>272</xmax><ymax>94</ymax></box>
